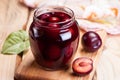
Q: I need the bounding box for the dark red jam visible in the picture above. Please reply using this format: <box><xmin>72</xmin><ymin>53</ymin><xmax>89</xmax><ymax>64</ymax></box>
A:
<box><xmin>29</xmin><ymin>7</ymin><xmax>79</xmax><ymax>70</ymax></box>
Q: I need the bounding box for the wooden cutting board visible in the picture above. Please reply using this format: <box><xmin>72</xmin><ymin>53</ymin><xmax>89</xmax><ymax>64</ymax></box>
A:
<box><xmin>14</xmin><ymin>29</ymin><xmax>107</xmax><ymax>80</ymax></box>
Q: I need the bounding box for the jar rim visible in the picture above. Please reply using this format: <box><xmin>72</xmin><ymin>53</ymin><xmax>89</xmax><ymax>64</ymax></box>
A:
<box><xmin>33</xmin><ymin>6</ymin><xmax>75</xmax><ymax>29</ymax></box>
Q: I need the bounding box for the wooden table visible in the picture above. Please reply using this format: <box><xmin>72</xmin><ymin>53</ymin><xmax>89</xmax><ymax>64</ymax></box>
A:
<box><xmin>0</xmin><ymin>0</ymin><xmax>120</xmax><ymax>80</ymax></box>
<box><xmin>0</xmin><ymin>0</ymin><xmax>30</xmax><ymax>80</ymax></box>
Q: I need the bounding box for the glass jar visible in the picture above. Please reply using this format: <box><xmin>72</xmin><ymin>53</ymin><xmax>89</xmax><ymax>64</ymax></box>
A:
<box><xmin>29</xmin><ymin>6</ymin><xmax>79</xmax><ymax>70</ymax></box>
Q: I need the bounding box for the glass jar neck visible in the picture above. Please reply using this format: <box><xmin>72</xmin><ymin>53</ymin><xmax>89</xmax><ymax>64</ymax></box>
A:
<box><xmin>33</xmin><ymin>6</ymin><xmax>75</xmax><ymax>29</ymax></box>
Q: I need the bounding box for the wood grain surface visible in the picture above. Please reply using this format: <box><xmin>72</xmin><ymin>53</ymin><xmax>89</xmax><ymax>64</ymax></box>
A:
<box><xmin>0</xmin><ymin>0</ymin><xmax>29</xmax><ymax>80</ymax></box>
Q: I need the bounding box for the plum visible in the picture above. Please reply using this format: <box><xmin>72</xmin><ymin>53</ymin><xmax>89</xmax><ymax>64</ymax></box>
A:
<box><xmin>72</xmin><ymin>57</ymin><xmax>93</xmax><ymax>76</ymax></box>
<box><xmin>82</xmin><ymin>31</ymin><xmax>102</xmax><ymax>52</ymax></box>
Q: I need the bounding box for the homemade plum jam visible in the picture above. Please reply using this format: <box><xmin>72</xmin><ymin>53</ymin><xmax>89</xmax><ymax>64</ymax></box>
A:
<box><xmin>29</xmin><ymin>6</ymin><xmax>79</xmax><ymax>70</ymax></box>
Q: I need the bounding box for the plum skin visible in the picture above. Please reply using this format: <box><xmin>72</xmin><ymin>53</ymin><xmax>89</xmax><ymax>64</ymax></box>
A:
<box><xmin>82</xmin><ymin>31</ymin><xmax>102</xmax><ymax>52</ymax></box>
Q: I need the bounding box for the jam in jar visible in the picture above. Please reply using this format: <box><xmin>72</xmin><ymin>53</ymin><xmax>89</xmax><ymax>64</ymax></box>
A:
<box><xmin>29</xmin><ymin>6</ymin><xmax>79</xmax><ymax>70</ymax></box>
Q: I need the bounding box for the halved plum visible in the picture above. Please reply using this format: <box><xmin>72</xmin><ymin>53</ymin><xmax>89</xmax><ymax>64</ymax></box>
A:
<box><xmin>43</xmin><ymin>45</ymin><xmax>61</xmax><ymax>61</ymax></box>
<box><xmin>45</xmin><ymin>26</ymin><xmax>60</xmax><ymax>40</ymax></box>
<box><xmin>72</xmin><ymin>57</ymin><xmax>93</xmax><ymax>76</ymax></box>
<box><xmin>37</xmin><ymin>13</ymin><xmax>51</xmax><ymax>21</ymax></box>
<box><xmin>48</xmin><ymin>16</ymin><xmax>60</xmax><ymax>22</ymax></box>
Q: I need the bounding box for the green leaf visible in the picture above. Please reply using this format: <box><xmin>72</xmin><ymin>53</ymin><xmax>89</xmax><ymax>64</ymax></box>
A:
<box><xmin>1</xmin><ymin>30</ymin><xmax>30</xmax><ymax>54</ymax></box>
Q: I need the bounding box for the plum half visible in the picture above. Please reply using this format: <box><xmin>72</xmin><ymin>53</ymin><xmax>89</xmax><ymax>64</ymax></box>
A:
<box><xmin>72</xmin><ymin>57</ymin><xmax>93</xmax><ymax>76</ymax></box>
